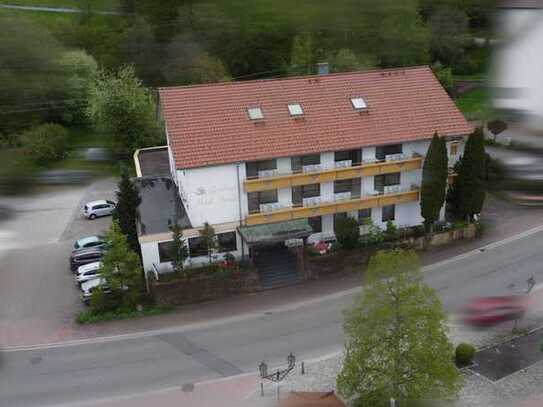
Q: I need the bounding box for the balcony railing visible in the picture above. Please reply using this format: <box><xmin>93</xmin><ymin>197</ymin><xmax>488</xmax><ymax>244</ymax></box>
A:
<box><xmin>245</xmin><ymin>186</ymin><xmax>420</xmax><ymax>226</ymax></box>
<box><xmin>244</xmin><ymin>154</ymin><xmax>423</xmax><ymax>193</ymax></box>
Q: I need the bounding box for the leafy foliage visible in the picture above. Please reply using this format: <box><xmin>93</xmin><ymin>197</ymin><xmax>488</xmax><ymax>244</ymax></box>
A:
<box><xmin>337</xmin><ymin>250</ymin><xmax>461</xmax><ymax>406</ymax></box>
<box><xmin>169</xmin><ymin>222</ymin><xmax>188</xmax><ymax>274</ymax></box>
<box><xmin>86</xmin><ymin>65</ymin><xmax>163</xmax><ymax>153</ymax></box>
<box><xmin>20</xmin><ymin>123</ymin><xmax>69</xmax><ymax>166</ymax></box>
<box><xmin>455</xmin><ymin>343</ymin><xmax>475</xmax><ymax>367</ymax></box>
<box><xmin>335</xmin><ymin>216</ymin><xmax>360</xmax><ymax>250</ymax></box>
<box><xmin>428</xmin><ymin>6</ymin><xmax>470</xmax><ymax>70</ymax></box>
<box><xmin>487</xmin><ymin>119</ymin><xmax>508</xmax><ymax>139</ymax></box>
<box><xmin>421</xmin><ymin>133</ymin><xmax>448</xmax><ymax>229</ymax></box>
<box><xmin>200</xmin><ymin>222</ymin><xmax>217</xmax><ymax>265</ymax></box>
<box><xmin>113</xmin><ymin>165</ymin><xmax>141</xmax><ymax>254</ymax></box>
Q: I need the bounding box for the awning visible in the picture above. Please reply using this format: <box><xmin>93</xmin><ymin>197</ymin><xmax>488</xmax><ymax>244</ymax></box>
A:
<box><xmin>238</xmin><ymin>219</ymin><xmax>313</xmax><ymax>245</ymax></box>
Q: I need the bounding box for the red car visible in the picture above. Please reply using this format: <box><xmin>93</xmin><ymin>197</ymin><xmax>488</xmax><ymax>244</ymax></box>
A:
<box><xmin>463</xmin><ymin>296</ymin><xmax>526</xmax><ymax>327</ymax></box>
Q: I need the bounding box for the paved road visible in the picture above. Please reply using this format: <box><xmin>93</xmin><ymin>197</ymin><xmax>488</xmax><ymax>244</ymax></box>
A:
<box><xmin>3</xmin><ymin>227</ymin><xmax>543</xmax><ymax>407</ymax></box>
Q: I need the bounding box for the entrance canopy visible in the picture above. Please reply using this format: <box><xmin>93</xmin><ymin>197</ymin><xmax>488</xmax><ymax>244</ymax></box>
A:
<box><xmin>238</xmin><ymin>219</ymin><xmax>313</xmax><ymax>246</ymax></box>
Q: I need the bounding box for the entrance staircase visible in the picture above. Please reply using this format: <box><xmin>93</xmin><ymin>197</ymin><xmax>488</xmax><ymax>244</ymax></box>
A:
<box><xmin>253</xmin><ymin>245</ymin><xmax>301</xmax><ymax>290</ymax></box>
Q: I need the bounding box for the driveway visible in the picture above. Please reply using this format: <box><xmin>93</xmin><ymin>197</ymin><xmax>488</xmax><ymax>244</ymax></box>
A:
<box><xmin>0</xmin><ymin>178</ymin><xmax>117</xmax><ymax>346</ymax></box>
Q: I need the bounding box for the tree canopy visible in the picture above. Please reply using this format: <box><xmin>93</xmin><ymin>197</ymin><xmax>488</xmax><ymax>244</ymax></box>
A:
<box><xmin>421</xmin><ymin>133</ymin><xmax>449</xmax><ymax>228</ymax></box>
<box><xmin>337</xmin><ymin>250</ymin><xmax>461</xmax><ymax>406</ymax></box>
<box><xmin>113</xmin><ymin>165</ymin><xmax>142</xmax><ymax>255</ymax></box>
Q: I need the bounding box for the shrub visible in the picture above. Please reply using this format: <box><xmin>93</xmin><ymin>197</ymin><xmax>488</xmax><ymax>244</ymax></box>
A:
<box><xmin>335</xmin><ymin>216</ymin><xmax>360</xmax><ymax>250</ymax></box>
<box><xmin>455</xmin><ymin>343</ymin><xmax>475</xmax><ymax>367</ymax></box>
<box><xmin>20</xmin><ymin>123</ymin><xmax>69</xmax><ymax>165</ymax></box>
<box><xmin>384</xmin><ymin>221</ymin><xmax>398</xmax><ymax>241</ymax></box>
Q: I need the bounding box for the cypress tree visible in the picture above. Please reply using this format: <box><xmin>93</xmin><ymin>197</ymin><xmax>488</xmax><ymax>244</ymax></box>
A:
<box><xmin>113</xmin><ymin>165</ymin><xmax>142</xmax><ymax>255</ymax></box>
<box><xmin>453</xmin><ymin>127</ymin><xmax>486</xmax><ymax>220</ymax></box>
<box><xmin>420</xmin><ymin>132</ymin><xmax>448</xmax><ymax>231</ymax></box>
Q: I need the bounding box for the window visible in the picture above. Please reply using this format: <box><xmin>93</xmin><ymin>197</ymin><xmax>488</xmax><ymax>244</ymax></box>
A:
<box><xmin>248</xmin><ymin>189</ymin><xmax>278</xmax><ymax>212</ymax></box>
<box><xmin>158</xmin><ymin>241</ymin><xmax>174</xmax><ymax>263</ymax></box>
<box><xmin>247</xmin><ymin>107</ymin><xmax>264</xmax><ymax>120</ymax></box>
<box><xmin>375</xmin><ymin>144</ymin><xmax>402</xmax><ymax>161</ymax></box>
<box><xmin>288</xmin><ymin>103</ymin><xmax>304</xmax><ymax>116</ymax></box>
<box><xmin>292</xmin><ymin>184</ymin><xmax>320</xmax><ymax>206</ymax></box>
<box><xmin>334</xmin><ymin>178</ymin><xmax>361</xmax><ymax>196</ymax></box>
<box><xmin>291</xmin><ymin>154</ymin><xmax>320</xmax><ymax>173</ymax></box>
<box><xmin>450</xmin><ymin>143</ymin><xmax>459</xmax><ymax>156</ymax></box>
<box><xmin>217</xmin><ymin>232</ymin><xmax>237</xmax><ymax>252</ymax></box>
<box><xmin>334</xmin><ymin>212</ymin><xmax>349</xmax><ymax>232</ymax></box>
<box><xmin>188</xmin><ymin>236</ymin><xmax>208</xmax><ymax>257</ymax></box>
<box><xmin>358</xmin><ymin>208</ymin><xmax>372</xmax><ymax>225</ymax></box>
<box><xmin>374</xmin><ymin>172</ymin><xmax>400</xmax><ymax>193</ymax></box>
<box><xmin>382</xmin><ymin>205</ymin><xmax>395</xmax><ymax>222</ymax></box>
<box><xmin>335</xmin><ymin>149</ymin><xmax>362</xmax><ymax>165</ymax></box>
<box><xmin>246</xmin><ymin>159</ymin><xmax>277</xmax><ymax>178</ymax></box>
<box><xmin>308</xmin><ymin>216</ymin><xmax>322</xmax><ymax>233</ymax></box>
<box><xmin>350</xmin><ymin>97</ymin><xmax>367</xmax><ymax>110</ymax></box>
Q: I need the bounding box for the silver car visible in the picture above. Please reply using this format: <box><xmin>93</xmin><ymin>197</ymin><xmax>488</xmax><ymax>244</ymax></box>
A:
<box><xmin>83</xmin><ymin>200</ymin><xmax>116</xmax><ymax>220</ymax></box>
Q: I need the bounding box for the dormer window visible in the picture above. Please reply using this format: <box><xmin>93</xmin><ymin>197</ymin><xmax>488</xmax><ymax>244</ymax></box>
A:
<box><xmin>288</xmin><ymin>103</ymin><xmax>304</xmax><ymax>117</ymax></box>
<box><xmin>350</xmin><ymin>97</ymin><xmax>367</xmax><ymax>110</ymax></box>
<box><xmin>247</xmin><ymin>107</ymin><xmax>264</xmax><ymax>120</ymax></box>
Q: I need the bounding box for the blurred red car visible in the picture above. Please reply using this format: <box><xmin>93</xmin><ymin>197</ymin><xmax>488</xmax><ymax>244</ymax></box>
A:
<box><xmin>463</xmin><ymin>296</ymin><xmax>526</xmax><ymax>327</ymax></box>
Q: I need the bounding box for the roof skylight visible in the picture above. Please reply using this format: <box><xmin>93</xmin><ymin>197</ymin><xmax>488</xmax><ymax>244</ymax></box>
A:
<box><xmin>247</xmin><ymin>107</ymin><xmax>264</xmax><ymax>120</ymax></box>
<box><xmin>288</xmin><ymin>103</ymin><xmax>304</xmax><ymax>116</ymax></box>
<box><xmin>350</xmin><ymin>97</ymin><xmax>367</xmax><ymax>110</ymax></box>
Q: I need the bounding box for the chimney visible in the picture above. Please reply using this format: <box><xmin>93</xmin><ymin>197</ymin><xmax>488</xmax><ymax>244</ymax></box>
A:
<box><xmin>317</xmin><ymin>62</ymin><xmax>329</xmax><ymax>75</ymax></box>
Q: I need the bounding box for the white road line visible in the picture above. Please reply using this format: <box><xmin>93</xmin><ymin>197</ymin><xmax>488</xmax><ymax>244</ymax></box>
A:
<box><xmin>4</xmin><ymin>223</ymin><xmax>543</xmax><ymax>353</ymax></box>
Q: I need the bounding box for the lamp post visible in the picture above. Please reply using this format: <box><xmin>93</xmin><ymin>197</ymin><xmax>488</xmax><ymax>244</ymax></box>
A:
<box><xmin>258</xmin><ymin>353</ymin><xmax>297</xmax><ymax>400</ymax></box>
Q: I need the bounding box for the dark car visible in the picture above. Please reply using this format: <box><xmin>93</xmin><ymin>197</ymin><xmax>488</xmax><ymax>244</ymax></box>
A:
<box><xmin>463</xmin><ymin>296</ymin><xmax>526</xmax><ymax>327</ymax></box>
<box><xmin>70</xmin><ymin>247</ymin><xmax>106</xmax><ymax>272</ymax></box>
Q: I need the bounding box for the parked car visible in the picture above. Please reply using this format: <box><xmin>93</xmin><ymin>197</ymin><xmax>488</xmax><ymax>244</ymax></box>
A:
<box><xmin>75</xmin><ymin>261</ymin><xmax>102</xmax><ymax>286</ymax></box>
<box><xmin>73</xmin><ymin>235</ymin><xmax>105</xmax><ymax>250</ymax></box>
<box><xmin>70</xmin><ymin>247</ymin><xmax>106</xmax><ymax>272</ymax></box>
<box><xmin>80</xmin><ymin>278</ymin><xmax>108</xmax><ymax>305</ymax></box>
<box><xmin>463</xmin><ymin>296</ymin><xmax>526</xmax><ymax>327</ymax></box>
<box><xmin>83</xmin><ymin>200</ymin><xmax>116</xmax><ymax>220</ymax></box>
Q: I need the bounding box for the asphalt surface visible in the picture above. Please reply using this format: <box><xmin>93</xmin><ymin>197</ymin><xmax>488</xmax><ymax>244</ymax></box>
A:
<box><xmin>3</xmin><ymin>226</ymin><xmax>543</xmax><ymax>407</ymax></box>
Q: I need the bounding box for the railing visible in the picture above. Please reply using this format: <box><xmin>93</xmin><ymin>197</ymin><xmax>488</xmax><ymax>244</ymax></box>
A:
<box><xmin>245</xmin><ymin>186</ymin><xmax>420</xmax><ymax>226</ymax></box>
<box><xmin>244</xmin><ymin>154</ymin><xmax>423</xmax><ymax>193</ymax></box>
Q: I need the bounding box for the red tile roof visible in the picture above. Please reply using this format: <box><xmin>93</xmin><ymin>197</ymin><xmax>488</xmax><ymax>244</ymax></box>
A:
<box><xmin>160</xmin><ymin>66</ymin><xmax>473</xmax><ymax>169</ymax></box>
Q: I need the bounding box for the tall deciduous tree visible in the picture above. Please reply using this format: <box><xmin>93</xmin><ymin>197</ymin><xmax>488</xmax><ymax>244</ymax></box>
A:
<box><xmin>337</xmin><ymin>250</ymin><xmax>461</xmax><ymax>406</ymax></box>
<box><xmin>421</xmin><ymin>133</ymin><xmax>448</xmax><ymax>231</ymax></box>
<box><xmin>289</xmin><ymin>33</ymin><xmax>314</xmax><ymax>75</ymax></box>
<box><xmin>450</xmin><ymin>128</ymin><xmax>486</xmax><ymax>221</ymax></box>
<box><xmin>86</xmin><ymin>65</ymin><xmax>162</xmax><ymax>153</ymax></box>
<box><xmin>113</xmin><ymin>165</ymin><xmax>141</xmax><ymax>255</ymax></box>
<box><xmin>169</xmin><ymin>221</ymin><xmax>188</xmax><ymax>274</ymax></box>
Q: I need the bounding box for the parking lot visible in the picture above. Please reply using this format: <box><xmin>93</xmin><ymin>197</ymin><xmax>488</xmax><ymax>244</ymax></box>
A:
<box><xmin>0</xmin><ymin>177</ymin><xmax>116</xmax><ymax>346</ymax></box>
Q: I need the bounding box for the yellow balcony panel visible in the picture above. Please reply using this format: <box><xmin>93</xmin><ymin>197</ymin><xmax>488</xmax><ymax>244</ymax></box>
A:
<box><xmin>245</xmin><ymin>189</ymin><xmax>420</xmax><ymax>226</ymax></box>
<box><xmin>243</xmin><ymin>157</ymin><xmax>423</xmax><ymax>193</ymax></box>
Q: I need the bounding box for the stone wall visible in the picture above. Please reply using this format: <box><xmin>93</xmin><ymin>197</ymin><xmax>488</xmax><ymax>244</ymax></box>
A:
<box><xmin>150</xmin><ymin>270</ymin><xmax>260</xmax><ymax>307</ymax></box>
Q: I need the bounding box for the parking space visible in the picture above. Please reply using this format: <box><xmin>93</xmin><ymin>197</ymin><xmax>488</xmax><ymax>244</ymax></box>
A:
<box><xmin>0</xmin><ymin>177</ymin><xmax>117</xmax><ymax>346</ymax></box>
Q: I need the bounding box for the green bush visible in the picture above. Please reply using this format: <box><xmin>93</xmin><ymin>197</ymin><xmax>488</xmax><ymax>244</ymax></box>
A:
<box><xmin>20</xmin><ymin>123</ymin><xmax>69</xmax><ymax>166</ymax></box>
<box><xmin>455</xmin><ymin>343</ymin><xmax>475</xmax><ymax>367</ymax></box>
<box><xmin>384</xmin><ymin>221</ymin><xmax>398</xmax><ymax>241</ymax></box>
<box><xmin>76</xmin><ymin>305</ymin><xmax>173</xmax><ymax>324</ymax></box>
<box><xmin>335</xmin><ymin>216</ymin><xmax>360</xmax><ymax>250</ymax></box>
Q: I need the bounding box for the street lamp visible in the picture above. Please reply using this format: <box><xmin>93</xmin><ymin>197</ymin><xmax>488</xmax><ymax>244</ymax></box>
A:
<box><xmin>259</xmin><ymin>361</ymin><xmax>268</xmax><ymax>379</ymax></box>
<box><xmin>258</xmin><ymin>353</ymin><xmax>297</xmax><ymax>400</ymax></box>
<box><xmin>287</xmin><ymin>353</ymin><xmax>296</xmax><ymax>370</ymax></box>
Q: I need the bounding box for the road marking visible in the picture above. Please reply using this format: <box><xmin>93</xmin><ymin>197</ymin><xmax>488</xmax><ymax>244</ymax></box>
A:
<box><xmin>4</xmin><ymin>223</ymin><xmax>543</xmax><ymax>353</ymax></box>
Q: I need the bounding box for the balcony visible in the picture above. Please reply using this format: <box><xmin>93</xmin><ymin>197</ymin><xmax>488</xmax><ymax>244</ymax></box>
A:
<box><xmin>244</xmin><ymin>154</ymin><xmax>423</xmax><ymax>193</ymax></box>
<box><xmin>245</xmin><ymin>187</ymin><xmax>420</xmax><ymax>226</ymax></box>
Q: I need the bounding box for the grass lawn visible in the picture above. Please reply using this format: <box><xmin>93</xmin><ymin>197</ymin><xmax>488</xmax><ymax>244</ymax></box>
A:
<box><xmin>0</xmin><ymin>0</ymin><xmax>119</xmax><ymax>11</ymax></box>
<box><xmin>455</xmin><ymin>87</ymin><xmax>492</xmax><ymax>121</ymax></box>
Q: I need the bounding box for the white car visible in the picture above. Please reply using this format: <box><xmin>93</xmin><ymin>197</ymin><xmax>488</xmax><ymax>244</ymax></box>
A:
<box><xmin>83</xmin><ymin>200</ymin><xmax>116</xmax><ymax>220</ymax></box>
<box><xmin>80</xmin><ymin>278</ymin><xmax>107</xmax><ymax>305</ymax></box>
<box><xmin>75</xmin><ymin>262</ymin><xmax>102</xmax><ymax>286</ymax></box>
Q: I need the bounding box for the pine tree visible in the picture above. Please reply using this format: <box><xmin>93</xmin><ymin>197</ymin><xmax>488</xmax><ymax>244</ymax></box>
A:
<box><xmin>452</xmin><ymin>128</ymin><xmax>486</xmax><ymax>221</ymax></box>
<box><xmin>169</xmin><ymin>221</ymin><xmax>188</xmax><ymax>275</ymax></box>
<box><xmin>113</xmin><ymin>165</ymin><xmax>142</xmax><ymax>255</ymax></box>
<box><xmin>337</xmin><ymin>250</ymin><xmax>461</xmax><ymax>406</ymax></box>
<box><xmin>420</xmin><ymin>132</ymin><xmax>448</xmax><ymax>231</ymax></box>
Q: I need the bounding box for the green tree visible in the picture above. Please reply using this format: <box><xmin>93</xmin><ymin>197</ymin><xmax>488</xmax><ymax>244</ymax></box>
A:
<box><xmin>450</xmin><ymin>128</ymin><xmax>486</xmax><ymax>221</ymax></box>
<box><xmin>334</xmin><ymin>216</ymin><xmax>360</xmax><ymax>250</ymax></box>
<box><xmin>169</xmin><ymin>222</ymin><xmax>188</xmax><ymax>274</ymax></box>
<box><xmin>428</xmin><ymin>7</ymin><xmax>470</xmax><ymax>69</ymax></box>
<box><xmin>337</xmin><ymin>250</ymin><xmax>461</xmax><ymax>406</ymax></box>
<box><xmin>94</xmin><ymin>221</ymin><xmax>143</xmax><ymax>312</ymax></box>
<box><xmin>432</xmin><ymin>61</ymin><xmax>454</xmax><ymax>95</ymax></box>
<box><xmin>487</xmin><ymin>119</ymin><xmax>508</xmax><ymax>142</ymax></box>
<box><xmin>113</xmin><ymin>165</ymin><xmax>141</xmax><ymax>254</ymax></box>
<box><xmin>200</xmin><ymin>222</ymin><xmax>217</xmax><ymax>265</ymax></box>
<box><xmin>421</xmin><ymin>133</ymin><xmax>448</xmax><ymax>231</ymax></box>
<box><xmin>86</xmin><ymin>65</ymin><xmax>162</xmax><ymax>153</ymax></box>
<box><xmin>190</xmin><ymin>53</ymin><xmax>231</xmax><ymax>84</ymax></box>
<box><xmin>289</xmin><ymin>32</ymin><xmax>314</xmax><ymax>75</ymax></box>
<box><xmin>20</xmin><ymin>123</ymin><xmax>69</xmax><ymax>166</ymax></box>
<box><xmin>327</xmin><ymin>49</ymin><xmax>376</xmax><ymax>73</ymax></box>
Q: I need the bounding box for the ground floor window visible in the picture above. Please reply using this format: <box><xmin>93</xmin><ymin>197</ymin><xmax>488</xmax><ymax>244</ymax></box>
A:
<box><xmin>217</xmin><ymin>232</ymin><xmax>237</xmax><ymax>252</ymax></box>
<box><xmin>158</xmin><ymin>241</ymin><xmax>174</xmax><ymax>263</ymax></box>
<box><xmin>382</xmin><ymin>205</ymin><xmax>395</xmax><ymax>222</ymax></box>
<box><xmin>188</xmin><ymin>236</ymin><xmax>208</xmax><ymax>257</ymax></box>
<box><xmin>357</xmin><ymin>208</ymin><xmax>372</xmax><ymax>225</ymax></box>
<box><xmin>308</xmin><ymin>216</ymin><xmax>322</xmax><ymax>233</ymax></box>
<box><xmin>334</xmin><ymin>212</ymin><xmax>349</xmax><ymax>232</ymax></box>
